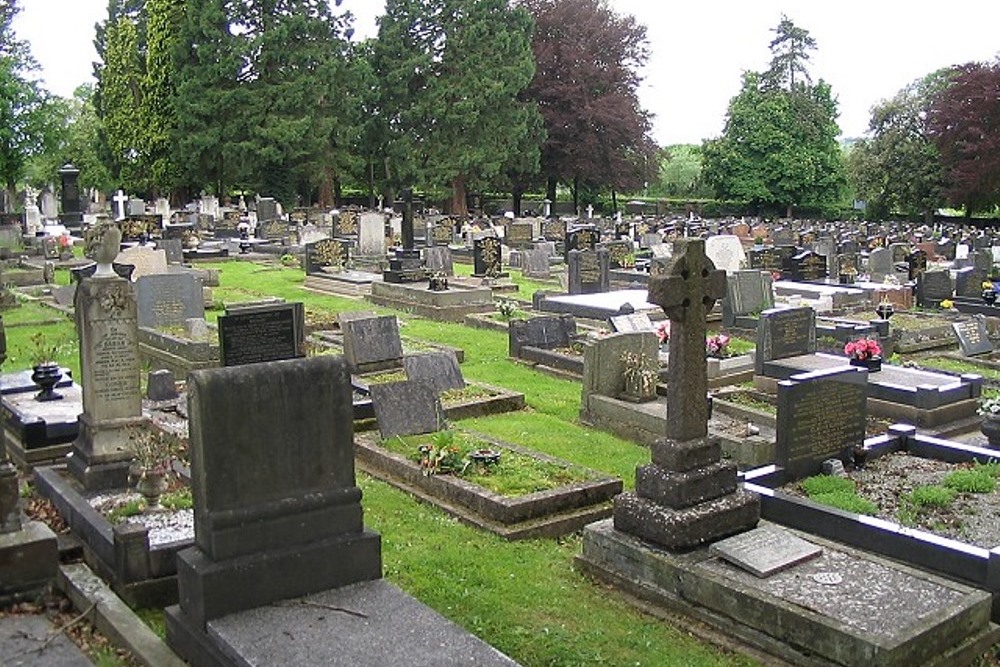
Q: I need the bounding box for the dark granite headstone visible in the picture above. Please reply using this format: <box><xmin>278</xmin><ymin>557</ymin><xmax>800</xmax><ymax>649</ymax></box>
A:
<box><xmin>565</xmin><ymin>226</ymin><xmax>598</xmax><ymax>257</ymax></box>
<box><xmin>955</xmin><ymin>267</ymin><xmax>988</xmax><ymax>299</ymax></box>
<box><xmin>305</xmin><ymin>238</ymin><xmax>350</xmax><ymax>275</ymax></box>
<box><xmin>403</xmin><ymin>351</ymin><xmax>465</xmax><ymax>393</ymax></box>
<box><xmin>369</xmin><ymin>379</ymin><xmax>443</xmax><ymax>439</ymax></box>
<box><xmin>784</xmin><ymin>250</ymin><xmax>827</xmax><ymax>282</ymax></box>
<box><xmin>906</xmin><ymin>250</ymin><xmax>927</xmax><ymax>281</ymax></box>
<box><xmin>218</xmin><ymin>302</ymin><xmax>305</xmax><ymax>366</ymax></box>
<box><xmin>508</xmin><ymin>314</ymin><xmax>575</xmax><ymax>357</ymax></box>
<box><xmin>473</xmin><ymin>236</ymin><xmax>503</xmax><ymax>277</ymax></box>
<box><xmin>146</xmin><ymin>368</ymin><xmax>179</xmax><ymax>401</ymax></box>
<box><xmin>755</xmin><ymin>307</ymin><xmax>816</xmax><ymax>374</ymax></box>
<box><xmin>567</xmin><ymin>248</ymin><xmax>610</xmax><ymax>294</ymax></box>
<box><xmin>953</xmin><ymin>318</ymin><xmax>994</xmax><ymax>357</ymax></box>
<box><xmin>136</xmin><ymin>272</ymin><xmax>205</xmax><ymax>328</ymax></box>
<box><xmin>916</xmin><ymin>270</ymin><xmax>953</xmax><ymax>308</ymax></box>
<box><xmin>775</xmin><ymin>367</ymin><xmax>868</xmax><ymax>480</ymax></box>
<box><xmin>342</xmin><ymin>315</ymin><xmax>403</xmax><ymax>372</ymax></box>
<box><xmin>160</xmin><ymin>238</ymin><xmax>184</xmax><ymax>264</ymax></box>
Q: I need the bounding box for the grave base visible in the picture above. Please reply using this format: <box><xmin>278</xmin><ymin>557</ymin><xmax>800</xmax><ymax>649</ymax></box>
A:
<box><xmin>0</xmin><ymin>521</ymin><xmax>58</xmax><ymax>604</ymax></box>
<box><xmin>367</xmin><ymin>281</ymin><xmax>494</xmax><ymax>322</ymax></box>
<box><xmin>578</xmin><ymin>519</ymin><xmax>999</xmax><ymax>667</ymax></box>
<box><xmin>165</xmin><ymin>579</ymin><xmax>519</xmax><ymax>667</ymax></box>
<box><xmin>303</xmin><ymin>270</ymin><xmax>380</xmax><ymax>298</ymax></box>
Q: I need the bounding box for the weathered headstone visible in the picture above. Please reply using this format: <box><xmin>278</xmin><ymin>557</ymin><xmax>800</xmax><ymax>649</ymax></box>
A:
<box><xmin>723</xmin><ymin>270</ymin><xmax>773</xmax><ymax>327</ymax></box>
<box><xmin>115</xmin><ymin>245</ymin><xmax>167</xmax><ymax>281</ymax></box>
<box><xmin>403</xmin><ymin>351</ymin><xmax>465</xmax><ymax>393</ymax></box>
<box><xmin>146</xmin><ymin>368</ymin><xmax>179</xmax><ymax>401</ymax></box>
<box><xmin>775</xmin><ymin>367</ymin><xmax>868</xmax><ymax>480</ymax></box>
<box><xmin>704</xmin><ymin>235</ymin><xmax>746</xmax><ymax>273</ymax></box>
<box><xmin>218</xmin><ymin>302</ymin><xmax>305</xmax><ymax>366</ymax></box>
<box><xmin>505</xmin><ymin>222</ymin><xmax>533</xmax><ymax>249</ymax></box>
<box><xmin>424</xmin><ymin>246</ymin><xmax>454</xmax><ymax>276</ymax></box>
<box><xmin>358</xmin><ymin>213</ymin><xmax>386</xmax><ymax>257</ymax></box>
<box><xmin>521</xmin><ymin>248</ymin><xmax>551</xmax><ymax>280</ymax></box>
<box><xmin>370</xmin><ymin>379</ymin><xmax>443</xmax><ymax>439</ymax></box>
<box><xmin>867</xmin><ymin>247</ymin><xmax>893</xmax><ymax>281</ymax></box>
<box><xmin>609</xmin><ymin>313</ymin><xmax>654</xmax><ymax>333</ymax></box>
<box><xmin>342</xmin><ymin>314</ymin><xmax>404</xmax><ymax>373</ymax></box>
<box><xmin>567</xmin><ymin>248</ymin><xmax>610</xmax><ymax>294</ymax></box>
<box><xmin>710</xmin><ymin>524</ymin><xmax>822</xmax><ymax>578</ymax></box>
<box><xmin>508</xmin><ymin>314</ymin><xmax>575</xmax><ymax>358</ymax></box>
<box><xmin>136</xmin><ymin>272</ymin><xmax>205</xmax><ymax>328</ymax></box>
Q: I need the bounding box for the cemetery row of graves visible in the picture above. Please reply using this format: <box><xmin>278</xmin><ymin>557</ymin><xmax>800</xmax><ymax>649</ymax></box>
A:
<box><xmin>7</xmin><ymin>198</ymin><xmax>1000</xmax><ymax>665</ymax></box>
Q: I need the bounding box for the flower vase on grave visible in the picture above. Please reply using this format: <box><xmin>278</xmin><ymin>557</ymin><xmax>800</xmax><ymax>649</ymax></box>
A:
<box><xmin>983</xmin><ymin>289</ymin><xmax>997</xmax><ymax>307</ymax></box>
<box><xmin>875</xmin><ymin>300</ymin><xmax>894</xmax><ymax>320</ymax></box>
<box><xmin>30</xmin><ymin>362</ymin><xmax>63</xmax><ymax>401</ymax></box>
<box><xmin>136</xmin><ymin>470</ymin><xmax>169</xmax><ymax>512</ymax></box>
<box><xmin>981</xmin><ymin>414</ymin><xmax>1000</xmax><ymax>449</ymax></box>
<box><xmin>849</xmin><ymin>356</ymin><xmax>882</xmax><ymax>373</ymax></box>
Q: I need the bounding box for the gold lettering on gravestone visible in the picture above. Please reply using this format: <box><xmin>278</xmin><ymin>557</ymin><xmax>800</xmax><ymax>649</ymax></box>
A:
<box><xmin>92</xmin><ymin>323</ymin><xmax>139</xmax><ymax>407</ymax></box>
<box><xmin>579</xmin><ymin>251</ymin><xmax>600</xmax><ymax>283</ymax></box>
<box><xmin>784</xmin><ymin>383</ymin><xmax>865</xmax><ymax>466</ymax></box>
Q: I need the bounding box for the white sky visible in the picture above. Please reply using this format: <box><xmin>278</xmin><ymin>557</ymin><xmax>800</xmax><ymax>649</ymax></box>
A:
<box><xmin>13</xmin><ymin>1</ymin><xmax>1000</xmax><ymax>146</ymax></box>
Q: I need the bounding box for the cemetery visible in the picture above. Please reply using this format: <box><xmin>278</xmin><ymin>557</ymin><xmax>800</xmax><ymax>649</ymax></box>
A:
<box><xmin>10</xmin><ymin>205</ymin><xmax>1000</xmax><ymax>667</ymax></box>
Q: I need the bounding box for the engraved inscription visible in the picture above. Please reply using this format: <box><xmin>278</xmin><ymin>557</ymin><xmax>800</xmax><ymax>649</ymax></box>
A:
<box><xmin>93</xmin><ymin>322</ymin><xmax>140</xmax><ymax>408</ymax></box>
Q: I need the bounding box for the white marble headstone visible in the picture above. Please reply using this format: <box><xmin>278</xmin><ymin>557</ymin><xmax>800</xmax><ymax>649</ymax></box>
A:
<box><xmin>705</xmin><ymin>235</ymin><xmax>746</xmax><ymax>273</ymax></box>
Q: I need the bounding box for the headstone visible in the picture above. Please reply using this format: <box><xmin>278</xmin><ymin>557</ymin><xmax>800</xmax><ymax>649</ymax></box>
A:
<box><xmin>775</xmin><ymin>367</ymin><xmax>868</xmax><ymax>480</ymax></box>
<box><xmin>754</xmin><ymin>307</ymin><xmax>817</xmax><ymax>375</ymax></box>
<box><xmin>916</xmin><ymin>270</ymin><xmax>953</xmax><ymax>308</ymax></box>
<box><xmin>710</xmin><ymin>524</ymin><xmax>822</xmax><ymax>577</ymax></box>
<box><xmin>506</xmin><ymin>222</ymin><xmax>533</xmax><ymax>249</ymax></box>
<box><xmin>473</xmin><ymin>236</ymin><xmax>503</xmax><ymax>277</ymax></box>
<box><xmin>953</xmin><ymin>318</ymin><xmax>994</xmax><ymax>357</ymax></box>
<box><xmin>146</xmin><ymin>368</ymin><xmax>179</xmax><ymax>401</ymax></box>
<box><xmin>423</xmin><ymin>246</ymin><xmax>454</xmax><ymax>276</ymax></box>
<box><xmin>160</xmin><ymin>238</ymin><xmax>184</xmax><ymax>264</ymax></box>
<box><xmin>723</xmin><ymin>270</ymin><xmax>773</xmax><ymax>326</ymax></box>
<box><xmin>609</xmin><ymin>313</ymin><xmax>654</xmax><ymax>333</ymax></box>
<box><xmin>304</xmin><ymin>238</ymin><xmax>350</xmax><ymax>275</ymax></box>
<box><xmin>784</xmin><ymin>250</ymin><xmax>827</xmax><ymax>282</ymax></box>
<box><xmin>580</xmin><ymin>331</ymin><xmax>658</xmax><ymax>407</ymax></box>
<box><xmin>906</xmin><ymin>250</ymin><xmax>928</xmax><ymax>281</ymax></box>
<box><xmin>612</xmin><ymin>238</ymin><xmax>759</xmax><ymax>550</ymax></box>
<box><xmin>508</xmin><ymin>314</ymin><xmax>575</xmax><ymax>357</ymax></box>
<box><xmin>704</xmin><ymin>235</ymin><xmax>746</xmax><ymax>273</ymax></box>
<box><xmin>136</xmin><ymin>273</ymin><xmax>205</xmax><ymax>328</ymax></box>
<box><xmin>867</xmin><ymin>247</ymin><xmax>892</xmax><ymax>281</ymax></box>
<box><xmin>218</xmin><ymin>302</ymin><xmax>305</xmax><ymax>366</ymax></box>
<box><xmin>256</xmin><ymin>197</ymin><xmax>278</xmax><ymax>222</ymax></box>
<box><xmin>955</xmin><ymin>267</ymin><xmax>988</xmax><ymax>298</ymax></box>
<box><xmin>70</xmin><ymin>274</ymin><xmax>145</xmax><ymax>490</ymax></box>
<box><xmin>402</xmin><ymin>351</ymin><xmax>465</xmax><ymax>393</ymax></box>
<box><xmin>369</xmin><ymin>380</ymin><xmax>443</xmax><ymax>439</ymax></box>
<box><xmin>834</xmin><ymin>253</ymin><xmax>860</xmax><ymax>279</ymax></box>
<box><xmin>115</xmin><ymin>245</ymin><xmax>167</xmax><ymax>281</ymax></box>
<box><xmin>521</xmin><ymin>247</ymin><xmax>551</xmax><ymax>279</ymax></box>
<box><xmin>542</xmin><ymin>219</ymin><xmax>566</xmax><ymax>242</ymax></box>
<box><xmin>342</xmin><ymin>314</ymin><xmax>403</xmax><ymax>372</ymax></box>
<box><xmin>358</xmin><ymin>213</ymin><xmax>386</xmax><ymax>256</ymax></box>
<box><xmin>567</xmin><ymin>248</ymin><xmax>610</xmax><ymax>294</ymax></box>
<box><xmin>565</xmin><ymin>226</ymin><xmax>598</xmax><ymax>257</ymax></box>
<box><xmin>336</xmin><ymin>210</ymin><xmax>359</xmax><ymax>237</ymax></box>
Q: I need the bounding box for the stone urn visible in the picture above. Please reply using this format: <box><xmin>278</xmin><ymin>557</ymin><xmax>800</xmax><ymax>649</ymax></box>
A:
<box><xmin>30</xmin><ymin>362</ymin><xmax>63</xmax><ymax>401</ymax></box>
<box><xmin>136</xmin><ymin>470</ymin><xmax>170</xmax><ymax>512</ymax></box>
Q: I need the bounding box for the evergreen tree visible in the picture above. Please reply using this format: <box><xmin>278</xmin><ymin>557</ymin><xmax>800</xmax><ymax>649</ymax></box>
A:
<box><xmin>702</xmin><ymin>17</ymin><xmax>844</xmax><ymax>217</ymax></box>
<box><xmin>94</xmin><ymin>13</ymin><xmax>144</xmax><ymax>190</ymax></box>
<box><xmin>142</xmin><ymin>0</ymin><xmax>184</xmax><ymax>200</ymax></box>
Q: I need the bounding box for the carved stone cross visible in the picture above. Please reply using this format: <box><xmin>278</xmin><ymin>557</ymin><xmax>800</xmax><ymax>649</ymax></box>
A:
<box><xmin>647</xmin><ymin>238</ymin><xmax>726</xmax><ymax>442</ymax></box>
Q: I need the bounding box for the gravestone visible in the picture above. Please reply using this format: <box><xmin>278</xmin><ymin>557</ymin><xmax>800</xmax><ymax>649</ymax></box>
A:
<box><xmin>136</xmin><ymin>272</ymin><xmax>205</xmax><ymax>328</ymax></box>
<box><xmin>610</xmin><ymin>313</ymin><xmax>654</xmax><ymax>333</ymax></box>
<box><xmin>305</xmin><ymin>238</ymin><xmax>350</xmax><ymax>275</ymax></box>
<box><xmin>833</xmin><ymin>253</ymin><xmax>859</xmax><ymax>279</ymax></box>
<box><xmin>506</xmin><ymin>222</ymin><xmax>533</xmax><ymax>249</ymax></box>
<box><xmin>423</xmin><ymin>246</ymin><xmax>454</xmax><ymax>276</ymax></box>
<box><xmin>754</xmin><ymin>307</ymin><xmax>817</xmax><ymax>375</ymax></box>
<box><xmin>336</xmin><ymin>210</ymin><xmax>359</xmax><ymax>237</ymax></box>
<box><xmin>723</xmin><ymin>270</ymin><xmax>773</xmax><ymax>328</ymax></box>
<box><xmin>916</xmin><ymin>270</ymin><xmax>953</xmax><ymax>308</ymax></box>
<box><xmin>907</xmin><ymin>249</ymin><xmax>928</xmax><ymax>281</ymax></box>
<box><xmin>542</xmin><ymin>219</ymin><xmax>566</xmax><ymax>242</ymax></box>
<box><xmin>710</xmin><ymin>524</ymin><xmax>822</xmax><ymax>578</ymax></box>
<box><xmin>580</xmin><ymin>331</ymin><xmax>658</xmax><ymax>412</ymax></box>
<box><xmin>565</xmin><ymin>226</ymin><xmax>598</xmax><ymax>257</ymax></box>
<box><xmin>218</xmin><ymin>302</ymin><xmax>305</xmax><ymax>366</ymax></box>
<box><xmin>508</xmin><ymin>314</ymin><xmax>575</xmax><ymax>358</ymax></box>
<box><xmin>784</xmin><ymin>250</ymin><xmax>827</xmax><ymax>282</ymax></box>
<box><xmin>704</xmin><ymin>235</ymin><xmax>746</xmax><ymax>273</ymax></box>
<box><xmin>369</xmin><ymin>379</ymin><xmax>443</xmax><ymax>439</ymax></box>
<box><xmin>115</xmin><ymin>245</ymin><xmax>167</xmax><ymax>281</ymax></box>
<box><xmin>521</xmin><ymin>248</ymin><xmax>551</xmax><ymax>280</ymax></box>
<box><xmin>955</xmin><ymin>266</ymin><xmax>988</xmax><ymax>299</ymax></box>
<box><xmin>342</xmin><ymin>315</ymin><xmax>404</xmax><ymax>373</ymax></box>
<box><xmin>775</xmin><ymin>367</ymin><xmax>868</xmax><ymax>480</ymax></box>
<box><xmin>473</xmin><ymin>236</ymin><xmax>503</xmax><ymax>277</ymax></box>
<box><xmin>70</xmin><ymin>273</ymin><xmax>146</xmax><ymax>490</ymax></box>
<box><xmin>256</xmin><ymin>197</ymin><xmax>278</xmax><ymax>222</ymax></box>
<box><xmin>160</xmin><ymin>238</ymin><xmax>184</xmax><ymax>265</ymax></box>
<box><xmin>567</xmin><ymin>248</ymin><xmax>610</xmax><ymax>294</ymax></box>
<box><xmin>358</xmin><ymin>213</ymin><xmax>386</xmax><ymax>257</ymax></box>
<box><xmin>403</xmin><ymin>351</ymin><xmax>464</xmax><ymax>393</ymax></box>
<box><xmin>146</xmin><ymin>368</ymin><xmax>179</xmax><ymax>401</ymax></box>
<box><xmin>611</xmin><ymin>238</ymin><xmax>759</xmax><ymax>550</ymax></box>
<box><xmin>165</xmin><ymin>356</ymin><xmax>382</xmax><ymax>643</ymax></box>
<box><xmin>867</xmin><ymin>247</ymin><xmax>893</xmax><ymax>281</ymax></box>
<box><xmin>953</xmin><ymin>318</ymin><xmax>994</xmax><ymax>357</ymax></box>
<box><xmin>427</xmin><ymin>217</ymin><xmax>452</xmax><ymax>246</ymax></box>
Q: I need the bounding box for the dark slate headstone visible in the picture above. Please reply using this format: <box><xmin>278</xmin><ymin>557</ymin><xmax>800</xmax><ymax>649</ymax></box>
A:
<box><xmin>906</xmin><ymin>250</ymin><xmax>927</xmax><ymax>281</ymax></box>
<box><xmin>370</xmin><ymin>379</ymin><xmax>443</xmax><ymax>439</ymax></box>
<box><xmin>955</xmin><ymin>267</ymin><xmax>988</xmax><ymax>299</ymax></box>
<box><xmin>146</xmin><ymin>368</ymin><xmax>179</xmax><ymax>401</ymax></box>
<box><xmin>567</xmin><ymin>248</ymin><xmax>610</xmax><ymax>294</ymax></box>
<box><xmin>161</xmin><ymin>238</ymin><xmax>184</xmax><ymax>264</ymax></box>
<box><xmin>565</xmin><ymin>226</ymin><xmax>598</xmax><ymax>257</ymax></box>
<box><xmin>755</xmin><ymin>306</ymin><xmax>816</xmax><ymax>374</ymax></box>
<box><xmin>916</xmin><ymin>270</ymin><xmax>953</xmax><ymax>308</ymax></box>
<box><xmin>342</xmin><ymin>315</ymin><xmax>404</xmax><ymax>372</ymax></box>
<box><xmin>747</xmin><ymin>246</ymin><xmax>785</xmax><ymax>276</ymax></box>
<box><xmin>218</xmin><ymin>302</ymin><xmax>305</xmax><ymax>366</ymax></box>
<box><xmin>473</xmin><ymin>236</ymin><xmax>503</xmax><ymax>277</ymax></box>
<box><xmin>305</xmin><ymin>238</ymin><xmax>350</xmax><ymax>275</ymax></box>
<box><xmin>509</xmin><ymin>314</ymin><xmax>575</xmax><ymax>357</ymax></box>
<box><xmin>953</xmin><ymin>318</ymin><xmax>994</xmax><ymax>357</ymax></box>
<box><xmin>784</xmin><ymin>249</ymin><xmax>827</xmax><ymax>282</ymax></box>
<box><xmin>136</xmin><ymin>272</ymin><xmax>205</xmax><ymax>328</ymax></box>
<box><xmin>403</xmin><ymin>351</ymin><xmax>465</xmax><ymax>393</ymax></box>
<box><xmin>775</xmin><ymin>367</ymin><xmax>868</xmax><ymax>480</ymax></box>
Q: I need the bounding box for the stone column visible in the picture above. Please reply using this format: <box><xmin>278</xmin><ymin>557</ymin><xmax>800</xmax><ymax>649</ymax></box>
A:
<box><xmin>69</xmin><ymin>274</ymin><xmax>146</xmax><ymax>490</ymax></box>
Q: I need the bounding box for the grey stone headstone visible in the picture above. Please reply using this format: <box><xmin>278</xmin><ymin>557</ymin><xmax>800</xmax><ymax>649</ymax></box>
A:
<box><xmin>521</xmin><ymin>248</ymin><xmax>551</xmax><ymax>279</ymax></box>
<box><xmin>955</xmin><ymin>267</ymin><xmax>988</xmax><ymax>298</ymax></box>
<box><xmin>867</xmin><ymin>247</ymin><xmax>892</xmax><ymax>280</ymax></box>
<box><xmin>403</xmin><ymin>351</ymin><xmax>465</xmax><ymax>393</ymax></box>
<box><xmin>136</xmin><ymin>272</ymin><xmax>205</xmax><ymax>328</ymax></box>
<box><xmin>424</xmin><ymin>246</ymin><xmax>454</xmax><ymax>276</ymax></box>
<box><xmin>218</xmin><ymin>302</ymin><xmax>305</xmax><ymax>366</ymax></box>
<box><xmin>567</xmin><ymin>248</ymin><xmax>610</xmax><ymax>294</ymax></box>
<box><xmin>755</xmin><ymin>307</ymin><xmax>816</xmax><ymax>374</ymax></box>
<box><xmin>160</xmin><ymin>238</ymin><xmax>184</xmax><ymax>264</ymax></box>
<box><xmin>508</xmin><ymin>314</ymin><xmax>575</xmax><ymax>357</ymax></box>
<box><xmin>256</xmin><ymin>197</ymin><xmax>278</xmax><ymax>222</ymax></box>
<box><xmin>704</xmin><ymin>235</ymin><xmax>746</xmax><ymax>273</ymax></box>
<box><xmin>775</xmin><ymin>367</ymin><xmax>868</xmax><ymax>480</ymax></box>
<box><xmin>343</xmin><ymin>315</ymin><xmax>403</xmax><ymax>372</ymax></box>
<box><xmin>370</xmin><ymin>379</ymin><xmax>443</xmax><ymax>439</ymax></box>
<box><xmin>953</xmin><ymin>318</ymin><xmax>994</xmax><ymax>357</ymax></box>
<box><xmin>710</xmin><ymin>524</ymin><xmax>823</xmax><ymax>578</ymax></box>
<box><xmin>146</xmin><ymin>368</ymin><xmax>179</xmax><ymax>401</ymax></box>
<box><xmin>581</xmin><ymin>331</ymin><xmax>658</xmax><ymax>406</ymax></box>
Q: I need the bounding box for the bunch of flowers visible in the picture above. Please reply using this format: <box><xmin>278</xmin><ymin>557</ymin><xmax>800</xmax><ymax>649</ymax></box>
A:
<box><xmin>940</xmin><ymin>299</ymin><xmax>955</xmax><ymax>310</ymax></box>
<box><xmin>978</xmin><ymin>395</ymin><xmax>1000</xmax><ymax>416</ymax></box>
<box><xmin>844</xmin><ymin>338</ymin><xmax>881</xmax><ymax>361</ymax></box>
<box><xmin>620</xmin><ymin>351</ymin><xmax>659</xmax><ymax>396</ymax></box>
<box><xmin>705</xmin><ymin>333</ymin><xmax>732</xmax><ymax>359</ymax></box>
<box><xmin>655</xmin><ymin>320</ymin><xmax>670</xmax><ymax>345</ymax></box>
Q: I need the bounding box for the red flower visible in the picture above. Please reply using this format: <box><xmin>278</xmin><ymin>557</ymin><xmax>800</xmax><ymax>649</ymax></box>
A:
<box><xmin>844</xmin><ymin>338</ymin><xmax>881</xmax><ymax>360</ymax></box>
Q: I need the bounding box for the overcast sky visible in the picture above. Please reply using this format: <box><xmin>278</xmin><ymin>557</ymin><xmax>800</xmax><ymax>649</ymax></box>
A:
<box><xmin>13</xmin><ymin>1</ymin><xmax>1000</xmax><ymax>146</ymax></box>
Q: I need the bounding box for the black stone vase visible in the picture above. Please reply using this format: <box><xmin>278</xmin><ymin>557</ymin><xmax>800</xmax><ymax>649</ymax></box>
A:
<box><xmin>983</xmin><ymin>289</ymin><xmax>997</xmax><ymax>307</ymax></box>
<box><xmin>31</xmin><ymin>362</ymin><xmax>63</xmax><ymax>401</ymax></box>
<box><xmin>875</xmin><ymin>301</ymin><xmax>894</xmax><ymax>320</ymax></box>
<box><xmin>849</xmin><ymin>356</ymin><xmax>882</xmax><ymax>373</ymax></box>
<box><xmin>981</xmin><ymin>414</ymin><xmax>1000</xmax><ymax>448</ymax></box>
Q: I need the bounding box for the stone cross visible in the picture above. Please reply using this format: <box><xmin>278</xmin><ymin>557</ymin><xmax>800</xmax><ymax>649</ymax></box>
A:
<box><xmin>647</xmin><ymin>238</ymin><xmax>725</xmax><ymax>442</ymax></box>
<box><xmin>113</xmin><ymin>190</ymin><xmax>128</xmax><ymax>220</ymax></box>
<box><xmin>586</xmin><ymin>204</ymin><xmax>594</xmax><ymax>219</ymax></box>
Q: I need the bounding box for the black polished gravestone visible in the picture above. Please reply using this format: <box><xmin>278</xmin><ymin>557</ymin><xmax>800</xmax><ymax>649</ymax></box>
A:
<box><xmin>508</xmin><ymin>314</ymin><xmax>576</xmax><ymax>358</ymax></box>
<box><xmin>953</xmin><ymin>318</ymin><xmax>994</xmax><ymax>357</ymax></box>
<box><xmin>473</xmin><ymin>236</ymin><xmax>504</xmax><ymax>278</ymax></box>
<box><xmin>567</xmin><ymin>248</ymin><xmax>610</xmax><ymax>295</ymax></box>
<box><xmin>564</xmin><ymin>226</ymin><xmax>598</xmax><ymax>259</ymax></box>
<box><xmin>218</xmin><ymin>302</ymin><xmax>305</xmax><ymax>366</ymax></box>
<box><xmin>775</xmin><ymin>366</ymin><xmax>868</xmax><ymax>480</ymax></box>
<box><xmin>305</xmin><ymin>238</ymin><xmax>351</xmax><ymax>275</ymax></box>
<box><xmin>402</xmin><ymin>351</ymin><xmax>465</xmax><ymax>393</ymax></box>
<box><xmin>754</xmin><ymin>306</ymin><xmax>817</xmax><ymax>375</ymax></box>
<box><xmin>369</xmin><ymin>379</ymin><xmax>444</xmax><ymax>439</ymax></box>
<box><xmin>907</xmin><ymin>249</ymin><xmax>928</xmax><ymax>281</ymax></box>
<box><xmin>916</xmin><ymin>270</ymin><xmax>953</xmax><ymax>308</ymax></box>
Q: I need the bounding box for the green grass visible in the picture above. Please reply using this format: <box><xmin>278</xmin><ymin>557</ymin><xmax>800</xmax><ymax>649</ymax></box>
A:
<box><xmin>919</xmin><ymin>356</ymin><xmax>1000</xmax><ymax>381</ymax></box>
<box><xmin>904</xmin><ymin>484</ymin><xmax>956</xmax><ymax>508</ymax></box>
<box><xmin>15</xmin><ymin>258</ymin><xmax>757</xmax><ymax>667</ymax></box>
<box><xmin>800</xmin><ymin>475</ymin><xmax>877</xmax><ymax>515</ymax></box>
<box><xmin>944</xmin><ymin>468</ymin><xmax>997</xmax><ymax>493</ymax></box>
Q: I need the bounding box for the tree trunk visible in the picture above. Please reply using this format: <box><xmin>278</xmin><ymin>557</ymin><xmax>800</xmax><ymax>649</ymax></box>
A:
<box><xmin>4</xmin><ymin>182</ymin><xmax>15</xmax><ymax>213</ymax></box>
<box><xmin>512</xmin><ymin>184</ymin><xmax>523</xmax><ymax>217</ymax></box>
<box><xmin>611</xmin><ymin>189</ymin><xmax>617</xmax><ymax>214</ymax></box>
<box><xmin>450</xmin><ymin>175</ymin><xmax>468</xmax><ymax>217</ymax></box>
<box><xmin>572</xmin><ymin>176</ymin><xmax>579</xmax><ymax>216</ymax></box>
<box><xmin>785</xmin><ymin>203</ymin><xmax>793</xmax><ymax>219</ymax></box>
<box><xmin>333</xmin><ymin>176</ymin><xmax>342</xmax><ymax>209</ymax></box>
<box><xmin>318</xmin><ymin>165</ymin><xmax>334</xmax><ymax>209</ymax></box>
<box><xmin>546</xmin><ymin>176</ymin><xmax>557</xmax><ymax>215</ymax></box>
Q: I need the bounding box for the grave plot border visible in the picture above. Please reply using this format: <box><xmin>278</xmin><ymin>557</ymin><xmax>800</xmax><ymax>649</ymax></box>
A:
<box><xmin>352</xmin><ymin>378</ymin><xmax>525</xmax><ymax>424</ymax></box>
<box><xmin>138</xmin><ymin>327</ymin><xmax>220</xmax><ymax>379</ymax></box>
<box><xmin>34</xmin><ymin>465</ymin><xmax>192</xmax><ymax>608</ymax></box>
<box><xmin>354</xmin><ymin>432</ymin><xmax>621</xmax><ymax>540</ymax></box>
<box><xmin>367</xmin><ymin>281</ymin><xmax>495</xmax><ymax>322</ymax></box>
<box><xmin>742</xmin><ymin>424</ymin><xmax>1000</xmax><ymax>613</ymax></box>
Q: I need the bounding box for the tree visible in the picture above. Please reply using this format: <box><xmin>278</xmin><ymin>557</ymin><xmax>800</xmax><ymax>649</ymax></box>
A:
<box><xmin>0</xmin><ymin>0</ymin><xmax>59</xmax><ymax>211</ymax></box>
<box><xmin>94</xmin><ymin>12</ymin><xmax>144</xmax><ymax>190</ymax></box>
<box><xmin>927</xmin><ymin>61</ymin><xmax>1000</xmax><ymax>216</ymax></box>
<box><xmin>518</xmin><ymin>0</ymin><xmax>654</xmax><ymax>211</ymax></box>
<box><xmin>650</xmin><ymin>145</ymin><xmax>711</xmax><ymax>199</ymax></box>
<box><xmin>372</xmin><ymin>0</ymin><xmax>542</xmax><ymax>216</ymax></box>
<box><xmin>702</xmin><ymin>17</ymin><xmax>844</xmax><ymax>217</ymax></box>
<box><xmin>848</xmin><ymin>71</ymin><xmax>949</xmax><ymax>221</ymax></box>
<box><xmin>141</xmin><ymin>0</ymin><xmax>185</xmax><ymax>200</ymax></box>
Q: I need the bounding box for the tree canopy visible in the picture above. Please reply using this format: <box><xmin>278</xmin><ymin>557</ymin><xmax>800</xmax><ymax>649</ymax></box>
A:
<box><xmin>702</xmin><ymin>17</ymin><xmax>844</xmax><ymax>217</ymax></box>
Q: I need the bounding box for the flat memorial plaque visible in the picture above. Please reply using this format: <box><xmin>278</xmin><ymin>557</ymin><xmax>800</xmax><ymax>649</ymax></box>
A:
<box><xmin>952</xmin><ymin>319</ymin><xmax>994</xmax><ymax>357</ymax></box>
<box><xmin>609</xmin><ymin>313</ymin><xmax>653</xmax><ymax>333</ymax></box>
<box><xmin>710</xmin><ymin>525</ymin><xmax>822</xmax><ymax>578</ymax></box>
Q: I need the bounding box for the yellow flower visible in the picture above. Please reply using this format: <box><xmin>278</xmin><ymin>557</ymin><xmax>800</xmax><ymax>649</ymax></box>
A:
<box><xmin>940</xmin><ymin>299</ymin><xmax>954</xmax><ymax>309</ymax></box>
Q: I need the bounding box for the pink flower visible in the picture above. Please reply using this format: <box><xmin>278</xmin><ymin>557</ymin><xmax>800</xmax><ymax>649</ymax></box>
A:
<box><xmin>844</xmin><ymin>338</ymin><xmax>881</xmax><ymax>360</ymax></box>
<box><xmin>656</xmin><ymin>320</ymin><xmax>670</xmax><ymax>344</ymax></box>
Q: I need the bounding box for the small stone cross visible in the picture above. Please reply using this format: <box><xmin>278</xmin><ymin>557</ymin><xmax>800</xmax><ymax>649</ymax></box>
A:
<box><xmin>647</xmin><ymin>238</ymin><xmax>726</xmax><ymax>442</ymax></box>
<box><xmin>113</xmin><ymin>190</ymin><xmax>128</xmax><ymax>221</ymax></box>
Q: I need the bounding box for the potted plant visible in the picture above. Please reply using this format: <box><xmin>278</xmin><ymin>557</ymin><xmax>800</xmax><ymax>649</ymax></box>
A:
<box><xmin>844</xmin><ymin>337</ymin><xmax>882</xmax><ymax>372</ymax></box>
<box><xmin>127</xmin><ymin>428</ymin><xmax>178</xmax><ymax>512</ymax></box>
<box><xmin>619</xmin><ymin>351</ymin><xmax>658</xmax><ymax>402</ymax></box>
<box><xmin>28</xmin><ymin>332</ymin><xmax>63</xmax><ymax>401</ymax></box>
<box><xmin>978</xmin><ymin>395</ymin><xmax>1000</xmax><ymax>448</ymax></box>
